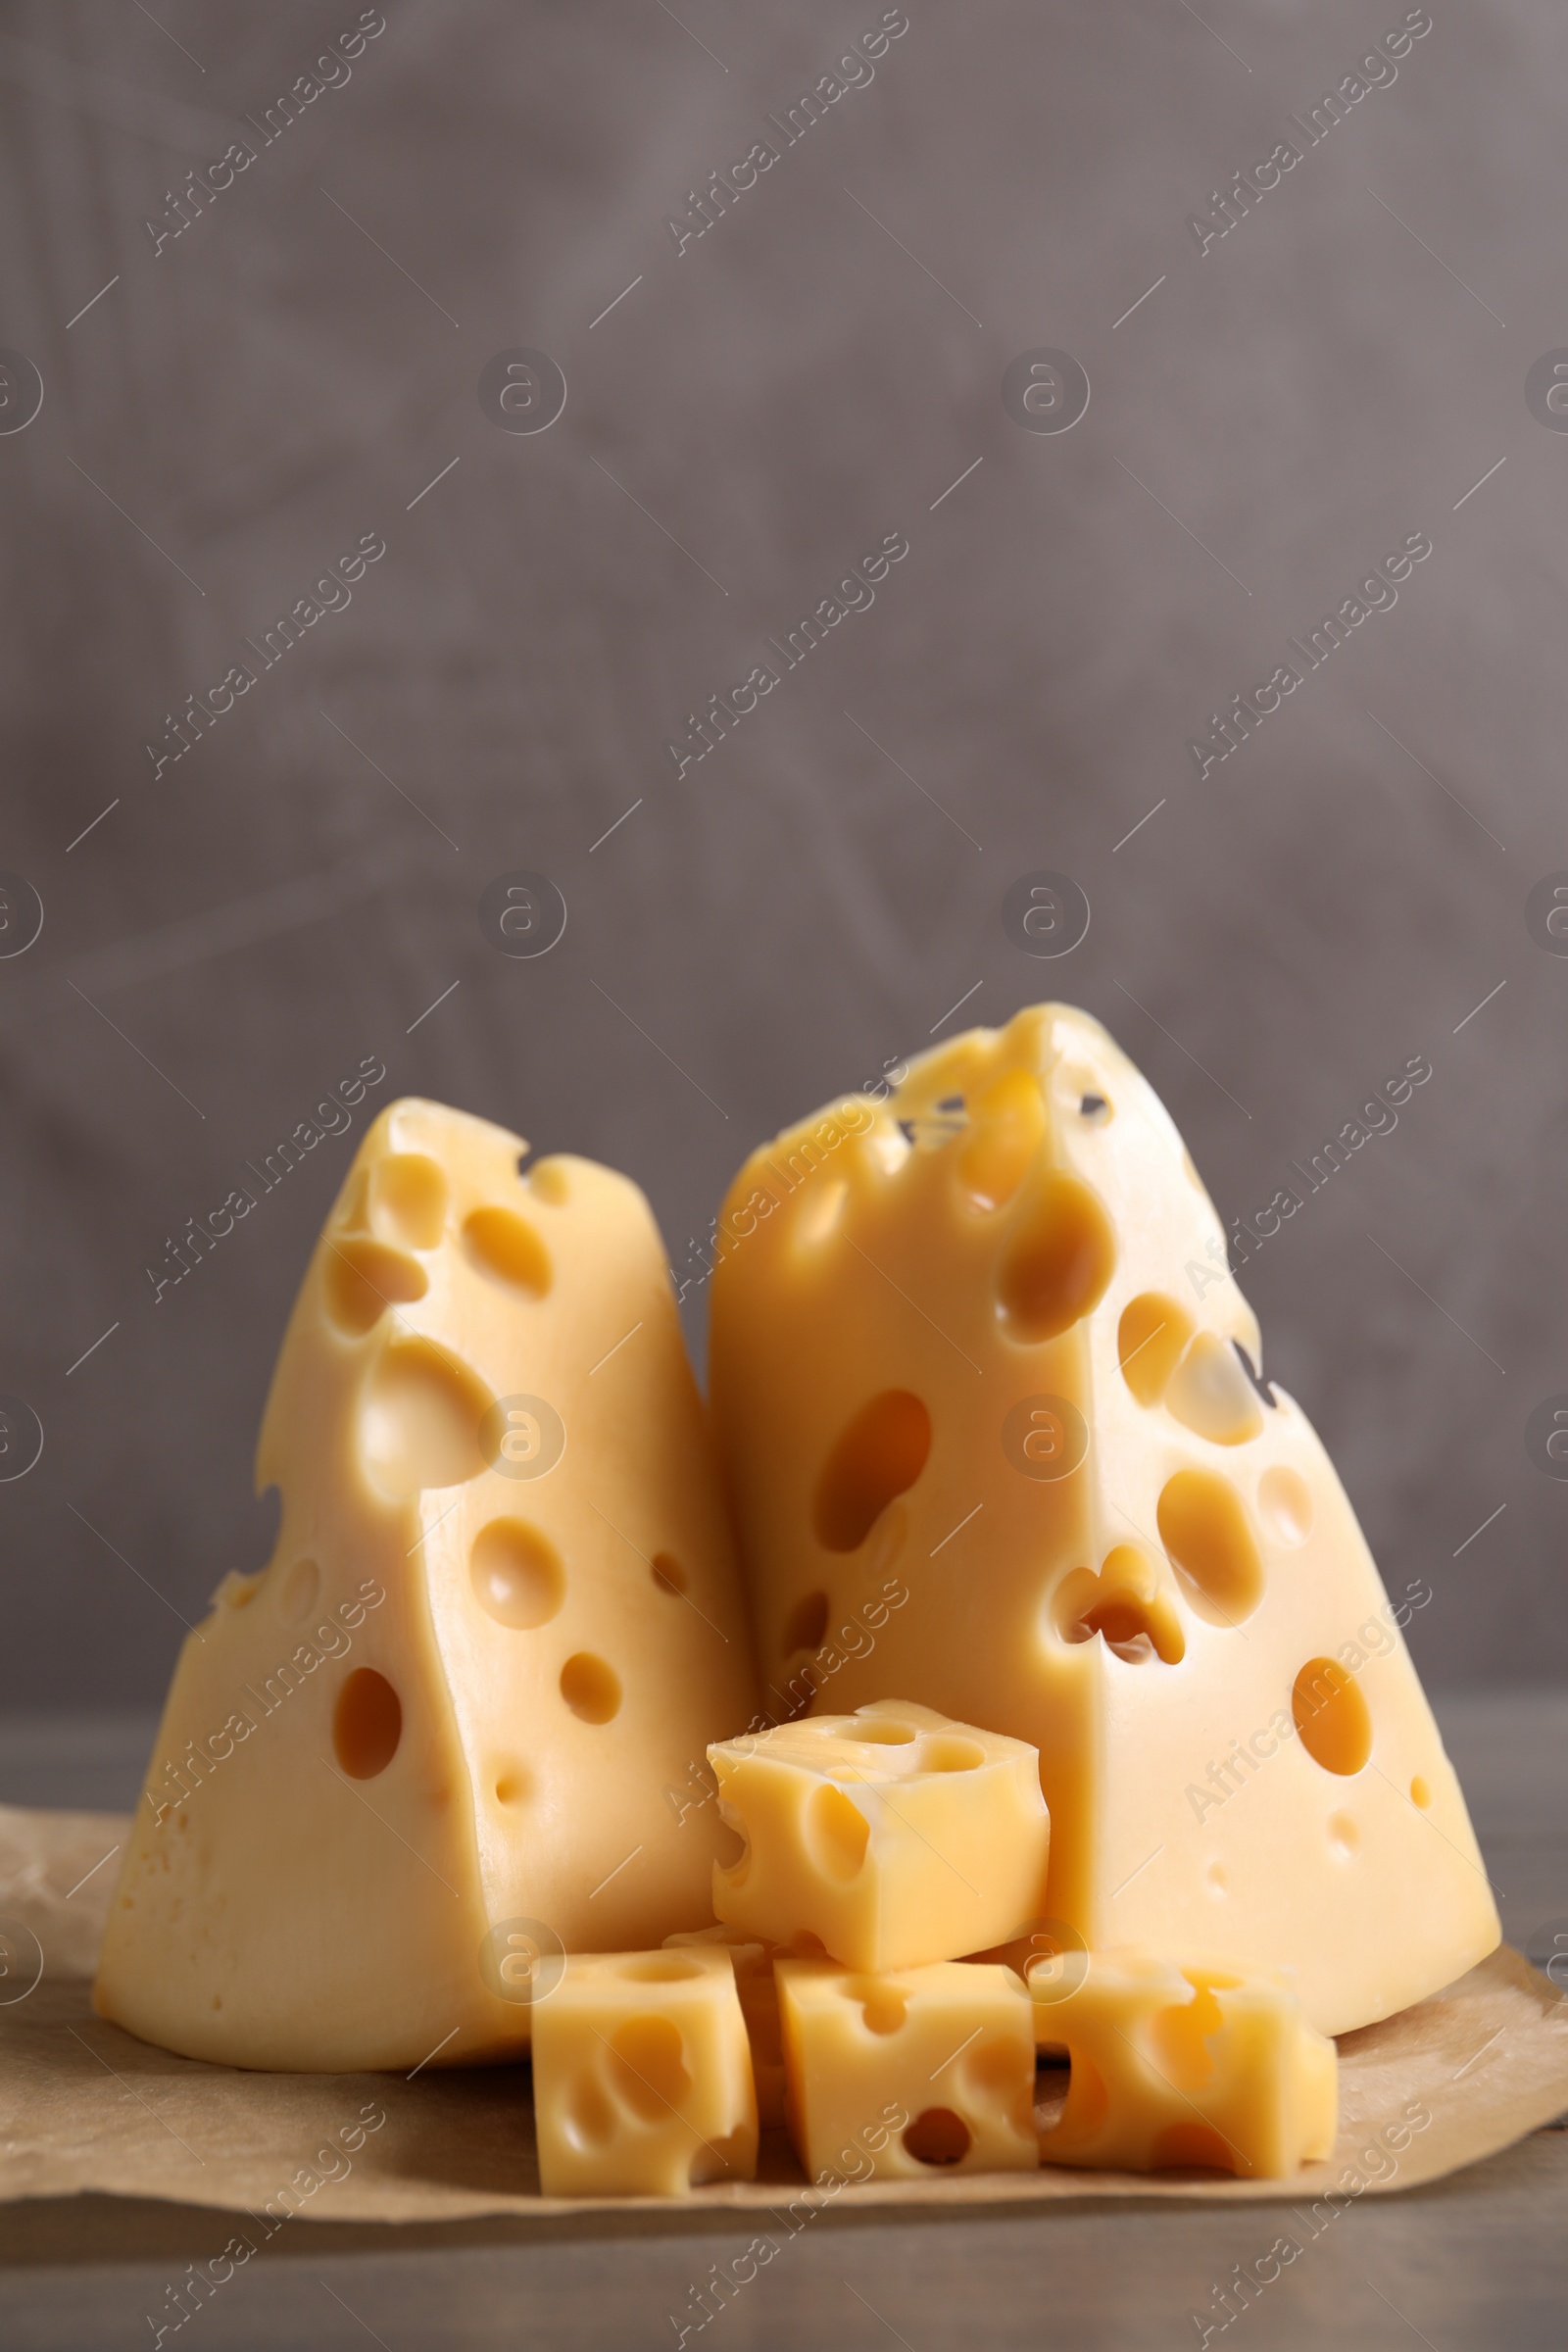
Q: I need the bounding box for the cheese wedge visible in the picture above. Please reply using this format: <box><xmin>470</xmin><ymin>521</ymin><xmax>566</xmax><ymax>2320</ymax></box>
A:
<box><xmin>95</xmin><ymin>1099</ymin><xmax>759</xmax><ymax>2069</ymax></box>
<box><xmin>1031</xmin><ymin>1949</ymin><xmax>1337</xmax><ymax>2178</ymax></box>
<box><xmin>709</xmin><ymin>1005</ymin><xmax>1499</xmax><ymax>2035</ymax></box>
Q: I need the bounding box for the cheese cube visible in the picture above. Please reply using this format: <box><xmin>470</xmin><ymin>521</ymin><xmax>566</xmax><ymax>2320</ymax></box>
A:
<box><xmin>665</xmin><ymin>1924</ymin><xmax>786</xmax><ymax>2127</ymax></box>
<box><xmin>1033</xmin><ymin>1949</ymin><xmax>1337</xmax><ymax>2178</ymax></box>
<box><xmin>710</xmin><ymin>1004</ymin><xmax>1500</xmax><ymax>2034</ymax></box>
<box><xmin>708</xmin><ymin>1701</ymin><xmax>1049</xmax><ymax>1971</ymax></box>
<box><xmin>777</xmin><ymin>1957</ymin><xmax>1038</xmax><ymax>2180</ymax></box>
<box><xmin>94</xmin><ymin>1099</ymin><xmax>759</xmax><ymax>2070</ymax></box>
<box><xmin>532</xmin><ymin>1948</ymin><xmax>759</xmax><ymax>2196</ymax></box>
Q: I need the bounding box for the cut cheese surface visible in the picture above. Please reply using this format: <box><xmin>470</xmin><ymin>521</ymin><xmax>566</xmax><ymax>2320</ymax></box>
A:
<box><xmin>709</xmin><ymin>1700</ymin><xmax>1049</xmax><ymax>1971</ymax></box>
<box><xmin>709</xmin><ymin>1005</ymin><xmax>1499</xmax><ymax>2035</ymax></box>
<box><xmin>777</xmin><ymin>1957</ymin><xmax>1038</xmax><ymax>2180</ymax></box>
<box><xmin>1031</xmin><ymin>1948</ymin><xmax>1337</xmax><ymax>2177</ymax></box>
<box><xmin>94</xmin><ymin>1099</ymin><xmax>758</xmax><ymax>2070</ymax></box>
<box><xmin>532</xmin><ymin>1948</ymin><xmax>758</xmax><ymax>2196</ymax></box>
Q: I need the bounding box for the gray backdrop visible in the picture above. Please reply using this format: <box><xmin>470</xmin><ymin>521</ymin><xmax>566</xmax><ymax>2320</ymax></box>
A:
<box><xmin>1</xmin><ymin>0</ymin><xmax>1562</xmax><ymax>1710</ymax></box>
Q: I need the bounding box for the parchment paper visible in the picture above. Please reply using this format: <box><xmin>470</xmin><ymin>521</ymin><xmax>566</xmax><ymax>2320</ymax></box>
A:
<box><xmin>2</xmin><ymin>1805</ymin><xmax>1564</xmax><ymax>2221</ymax></box>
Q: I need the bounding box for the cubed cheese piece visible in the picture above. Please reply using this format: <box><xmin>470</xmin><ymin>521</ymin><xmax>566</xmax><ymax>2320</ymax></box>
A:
<box><xmin>94</xmin><ymin>1100</ymin><xmax>759</xmax><ymax>2070</ymax></box>
<box><xmin>665</xmin><ymin>1924</ymin><xmax>786</xmax><ymax>2127</ymax></box>
<box><xmin>1033</xmin><ymin>1949</ymin><xmax>1337</xmax><ymax>2178</ymax></box>
<box><xmin>533</xmin><ymin>1947</ymin><xmax>759</xmax><ymax>2196</ymax></box>
<box><xmin>710</xmin><ymin>1005</ymin><xmax>1500</xmax><ymax>2034</ymax></box>
<box><xmin>709</xmin><ymin>1701</ymin><xmax>1049</xmax><ymax>1970</ymax></box>
<box><xmin>777</xmin><ymin>1957</ymin><xmax>1038</xmax><ymax>2180</ymax></box>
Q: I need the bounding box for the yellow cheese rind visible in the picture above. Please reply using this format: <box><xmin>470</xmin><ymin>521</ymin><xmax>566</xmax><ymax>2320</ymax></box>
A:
<box><xmin>532</xmin><ymin>1948</ymin><xmax>759</xmax><ymax>2196</ymax></box>
<box><xmin>1033</xmin><ymin>1948</ymin><xmax>1337</xmax><ymax>2178</ymax></box>
<box><xmin>710</xmin><ymin>1006</ymin><xmax>1500</xmax><ymax>2035</ymax></box>
<box><xmin>777</xmin><ymin>1957</ymin><xmax>1038</xmax><ymax>2180</ymax></box>
<box><xmin>708</xmin><ymin>1701</ymin><xmax>1050</xmax><ymax>1971</ymax></box>
<box><xmin>665</xmin><ymin>1923</ymin><xmax>786</xmax><ymax>2128</ymax></box>
<box><xmin>94</xmin><ymin>1100</ymin><xmax>759</xmax><ymax>2070</ymax></box>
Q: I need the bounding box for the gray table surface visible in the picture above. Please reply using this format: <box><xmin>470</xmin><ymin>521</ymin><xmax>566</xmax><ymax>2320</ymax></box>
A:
<box><xmin>1</xmin><ymin>1691</ymin><xmax>1564</xmax><ymax>2351</ymax></box>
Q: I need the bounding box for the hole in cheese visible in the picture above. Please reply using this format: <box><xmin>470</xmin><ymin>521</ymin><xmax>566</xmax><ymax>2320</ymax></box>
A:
<box><xmin>862</xmin><ymin>1500</ymin><xmax>909</xmax><ymax>1580</ymax></box>
<box><xmin>333</xmin><ymin>1668</ymin><xmax>402</xmax><ymax>1779</ymax></box>
<box><xmin>1293</xmin><ymin>1658</ymin><xmax>1372</xmax><ymax>1775</ymax></box>
<box><xmin>470</xmin><ymin>1519</ymin><xmax>565</xmax><ymax>1629</ymax></box>
<box><xmin>1232</xmin><ymin>1341</ymin><xmax>1277</xmax><ymax>1409</ymax></box>
<box><xmin>563</xmin><ymin>2071</ymin><xmax>617</xmax><ymax>2151</ymax></box>
<box><xmin>958</xmin><ymin>1069</ymin><xmax>1045</xmax><ymax>1212</ymax></box>
<box><xmin>1150</xmin><ymin>1975</ymin><xmax>1226</xmax><ymax>2090</ymax></box>
<box><xmin>493</xmin><ymin>1765</ymin><xmax>528</xmax><ymax>1807</ymax></box>
<box><xmin>844</xmin><ymin>1718</ymin><xmax>916</xmax><ymax>1746</ymax></box>
<box><xmin>1033</xmin><ymin>2056</ymin><xmax>1069</xmax><ymax>2129</ymax></box>
<box><xmin>714</xmin><ymin>1803</ymin><xmax>750</xmax><ymax>1878</ymax></box>
<box><xmin>609</xmin><ymin>2015</ymin><xmax>692</xmax><ymax>2121</ymax></box>
<box><xmin>996</xmin><ymin>1170</ymin><xmax>1116</xmax><ymax>1344</ymax></box>
<box><xmin>651</xmin><ymin>1551</ymin><xmax>687</xmax><ymax>1596</ymax></box>
<box><xmin>903</xmin><ymin>2107</ymin><xmax>971</xmax><ymax>2166</ymax></box>
<box><xmin>617</xmin><ymin>1954</ymin><xmax>704</xmax><ymax>1983</ymax></box>
<box><xmin>276</xmin><ymin>1557</ymin><xmax>320</xmax><ymax>1626</ymax></box>
<box><xmin>1058</xmin><ymin>1062</ymin><xmax>1113</xmax><ymax>1124</ymax></box>
<box><xmin>1257</xmin><ymin>1465</ymin><xmax>1314</xmax><ymax>1546</ymax></box>
<box><xmin>1411</xmin><ymin>1775</ymin><xmax>1432</xmax><ymax>1809</ymax></box>
<box><xmin>783</xmin><ymin>1590</ymin><xmax>830</xmax><ymax>1654</ymax></box>
<box><xmin>964</xmin><ymin>2033</ymin><xmax>1031</xmax><ymax>2101</ymax></box>
<box><xmin>463</xmin><ymin>1206</ymin><xmax>552</xmax><ymax>1298</ymax></box>
<box><xmin>1117</xmin><ymin>1292</ymin><xmax>1196</xmax><ymax>1406</ymax></box>
<box><xmin>1164</xmin><ymin>1332</ymin><xmax>1265</xmax><ymax>1446</ymax></box>
<box><xmin>806</xmin><ymin>1782</ymin><xmax>870</xmax><ymax>1881</ymax></box>
<box><xmin>526</xmin><ymin>1157</ymin><xmax>570</xmax><ymax>1204</ymax></box>
<box><xmin>322</xmin><ymin>1238</ymin><xmax>429</xmax><ymax>1337</ymax></box>
<box><xmin>1053</xmin><ymin>1548</ymin><xmax>1186</xmax><ymax>1664</ymax></box>
<box><xmin>560</xmin><ymin>1652</ymin><xmax>621</xmax><ymax>1724</ymax></box>
<box><xmin>813</xmin><ymin>1391</ymin><xmax>932</xmax><ymax>1552</ymax></box>
<box><xmin>919</xmin><ymin>1736</ymin><xmax>986</xmax><ymax>1773</ymax></box>
<box><xmin>1156</xmin><ymin>1471</ymin><xmax>1265</xmax><ymax>1627</ymax></box>
<box><xmin>360</xmin><ymin>1339</ymin><xmax>494</xmax><ymax>1501</ymax></box>
<box><xmin>370</xmin><ymin>1152</ymin><xmax>448</xmax><ymax>1250</ymax></box>
<box><xmin>844</xmin><ymin>1978</ymin><xmax>906</xmax><ymax>2034</ymax></box>
<box><xmin>1329</xmin><ymin>1810</ymin><xmax>1359</xmax><ymax>1858</ymax></box>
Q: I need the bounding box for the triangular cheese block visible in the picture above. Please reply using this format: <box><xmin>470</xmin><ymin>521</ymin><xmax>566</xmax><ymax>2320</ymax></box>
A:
<box><xmin>95</xmin><ymin>1100</ymin><xmax>758</xmax><ymax>2069</ymax></box>
<box><xmin>709</xmin><ymin>1005</ymin><xmax>1498</xmax><ymax>2035</ymax></box>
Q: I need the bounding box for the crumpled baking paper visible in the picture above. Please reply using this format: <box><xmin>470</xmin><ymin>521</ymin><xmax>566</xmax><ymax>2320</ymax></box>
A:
<box><xmin>2</xmin><ymin>1803</ymin><xmax>1563</xmax><ymax>2219</ymax></box>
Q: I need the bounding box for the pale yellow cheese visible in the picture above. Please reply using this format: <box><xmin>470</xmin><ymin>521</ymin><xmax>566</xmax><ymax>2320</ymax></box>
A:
<box><xmin>665</xmin><ymin>1923</ymin><xmax>786</xmax><ymax>2127</ymax></box>
<box><xmin>708</xmin><ymin>1701</ymin><xmax>1050</xmax><ymax>1971</ymax></box>
<box><xmin>94</xmin><ymin>1100</ymin><xmax>758</xmax><ymax>2070</ymax></box>
<box><xmin>1032</xmin><ymin>1949</ymin><xmax>1337</xmax><ymax>2178</ymax></box>
<box><xmin>776</xmin><ymin>1956</ymin><xmax>1038</xmax><ymax>2180</ymax></box>
<box><xmin>710</xmin><ymin>1005</ymin><xmax>1499</xmax><ymax>2034</ymax></box>
<box><xmin>532</xmin><ymin>1948</ymin><xmax>758</xmax><ymax>2195</ymax></box>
